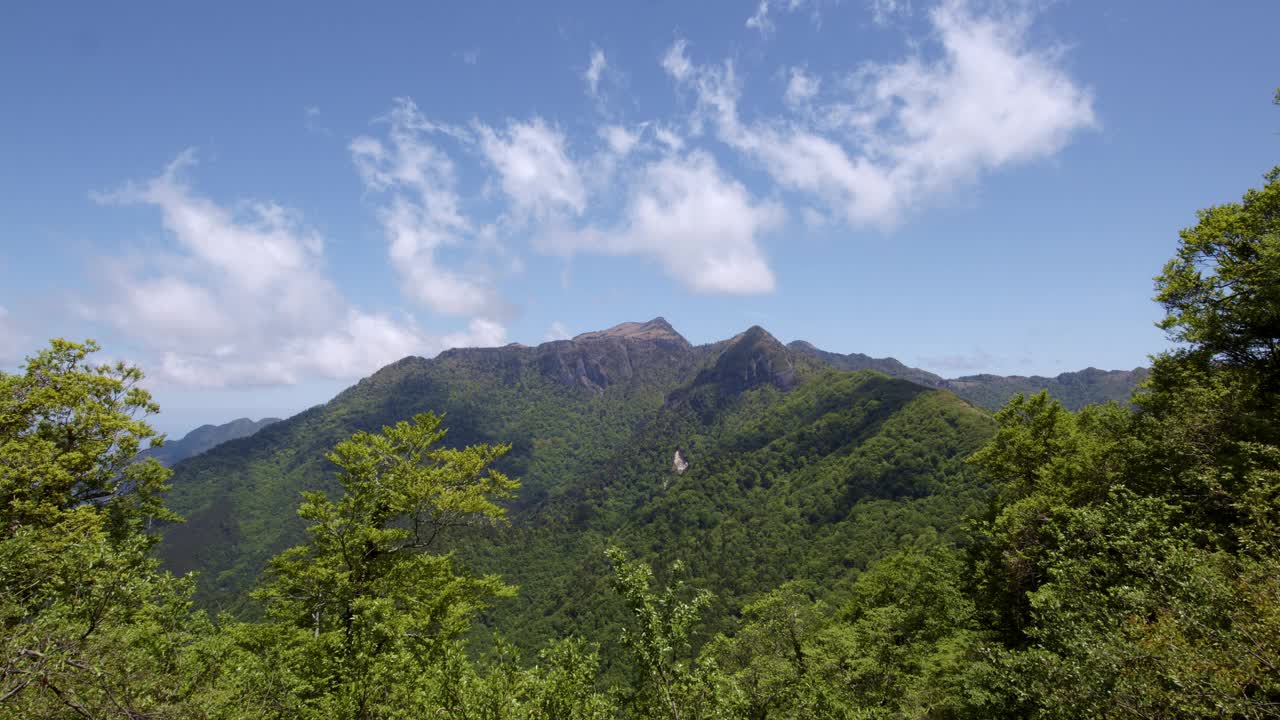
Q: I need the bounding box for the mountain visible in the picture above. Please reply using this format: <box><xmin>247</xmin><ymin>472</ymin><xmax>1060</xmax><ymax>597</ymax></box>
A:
<box><xmin>160</xmin><ymin>317</ymin><xmax>708</xmax><ymax>601</ymax></box>
<box><xmin>786</xmin><ymin>341</ymin><xmax>1147</xmax><ymax>410</ymax></box>
<box><xmin>142</xmin><ymin>417</ymin><xmax>281</xmax><ymax>467</ymax></box>
<box><xmin>942</xmin><ymin>366</ymin><xmax>1150</xmax><ymax>410</ymax></box>
<box><xmin>786</xmin><ymin>341</ymin><xmax>948</xmax><ymax>389</ymax></box>
<box><xmin>156</xmin><ymin>319</ymin><xmax>1137</xmax><ymax>653</ymax></box>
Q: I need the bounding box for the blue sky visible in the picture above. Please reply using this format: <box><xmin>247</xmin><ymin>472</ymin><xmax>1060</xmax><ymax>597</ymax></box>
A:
<box><xmin>2</xmin><ymin>0</ymin><xmax>1277</xmax><ymax>435</ymax></box>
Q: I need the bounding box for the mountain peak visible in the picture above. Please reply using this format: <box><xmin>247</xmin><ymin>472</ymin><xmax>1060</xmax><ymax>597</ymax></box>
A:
<box><xmin>573</xmin><ymin>317</ymin><xmax>687</xmax><ymax>346</ymax></box>
<box><xmin>711</xmin><ymin>324</ymin><xmax>795</xmax><ymax>393</ymax></box>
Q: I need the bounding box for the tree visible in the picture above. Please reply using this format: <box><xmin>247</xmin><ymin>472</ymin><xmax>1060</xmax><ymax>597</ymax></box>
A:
<box><xmin>246</xmin><ymin>412</ymin><xmax>519</xmax><ymax>719</ymax></box>
<box><xmin>965</xmin><ymin>154</ymin><xmax>1280</xmax><ymax>717</ymax></box>
<box><xmin>0</xmin><ymin>339</ymin><xmax>206</xmax><ymax>718</ymax></box>
<box><xmin>1154</xmin><ymin>165</ymin><xmax>1280</xmax><ymax>390</ymax></box>
<box><xmin>606</xmin><ymin>546</ymin><xmax>717</xmax><ymax>720</ymax></box>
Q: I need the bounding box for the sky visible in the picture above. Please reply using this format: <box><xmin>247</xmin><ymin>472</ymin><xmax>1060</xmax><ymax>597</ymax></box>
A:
<box><xmin>2</xmin><ymin>0</ymin><xmax>1278</xmax><ymax>436</ymax></box>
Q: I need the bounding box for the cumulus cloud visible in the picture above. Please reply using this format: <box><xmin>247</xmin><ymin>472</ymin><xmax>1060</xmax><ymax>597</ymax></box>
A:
<box><xmin>351</xmin><ymin>97</ymin><xmax>498</xmax><ymax>317</ymax></box>
<box><xmin>477</xmin><ymin>118</ymin><xmax>586</xmax><ymax>219</ymax></box>
<box><xmin>548</xmin><ymin>151</ymin><xmax>783</xmax><ymax>294</ymax></box>
<box><xmin>91</xmin><ymin>151</ymin><xmax>510</xmax><ymax>387</ymax></box>
<box><xmin>669</xmin><ymin>0</ymin><xmax>1095</xmax><ymax>225</ymax></box>
<box><xmin>91</xmin><ymin>151</ymin><xmax>436</xmax><ymax>386</ymax></box>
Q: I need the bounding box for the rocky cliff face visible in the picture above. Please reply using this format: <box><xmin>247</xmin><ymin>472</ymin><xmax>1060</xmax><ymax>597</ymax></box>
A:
<box><xmin>663</xmin><ymin>325</ymin><xmax>809</xmax><ymax>418</ymax></box>
<box><xmin>537</xmin><ymin>318</ymin><xmax>693</xmax><ymax>392</ymax></box>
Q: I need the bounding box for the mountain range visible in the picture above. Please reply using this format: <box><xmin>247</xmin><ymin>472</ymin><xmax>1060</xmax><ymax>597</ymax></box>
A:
<box><xmin>157</xmin><ymin>318</ymin><xmax>1145</xmax><ymax>651</ymax></box>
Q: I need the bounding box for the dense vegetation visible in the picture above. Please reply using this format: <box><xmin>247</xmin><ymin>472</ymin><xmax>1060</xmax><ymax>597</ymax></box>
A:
<box><xmin>3</xmin><ymin>150</ymin><xmax>1279</xmax><ymax>716</ymax></box>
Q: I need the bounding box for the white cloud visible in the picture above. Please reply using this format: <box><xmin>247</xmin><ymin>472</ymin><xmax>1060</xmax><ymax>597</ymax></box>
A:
<box><xmin>92</xmin><ymin>152</ymin><xmax>434</xmax><ymax>387</ymax></box>
<box><xmin>784</xmin><ymin>67</ymin><xmax>821</xmax><ymax>107</ymax></box>
<box><xmin>477</xmin><ymin>118</ymin><xmax>586</xmax><ymax>219</ymax></box>
<box><xmin>668</xmin><ymin>0</ymin><xmax>1095</xmax><ymax>226</ymax></box>
<box><xmin>584</xmin><ymin>48</ymin><xmax>608</xmax><ymax>98</ymax></box>
<box><xmin>548</xmin><ymin>151</ymin><xmax>783</xmax><ymax>294</ymax></box>
<box><xmin>599</xmin><ymin>124</ymin><xmax>640</xmax><ymax>156</ymax></box>
<box><xmin>351</xmin><ymin>98</ymin><xmax>497</xmax><ymax>317</ymax></box>
<box><xmin>543</xmin><ymin>320</ymin><xmax>571</xmax><ymax>342</ymax></box>
<box><xmin>90</xmin><ymin>149</ymin><xmax>506</xmax><ymax>386</ymax></box>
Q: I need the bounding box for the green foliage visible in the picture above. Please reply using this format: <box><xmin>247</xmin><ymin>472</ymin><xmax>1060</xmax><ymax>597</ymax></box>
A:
<box><xmin>235</xmin><ymin>413</ymin><xmax>519</xmax><ymax>718</ymax></box>
<box><xmin>13</xmin><ymin>148</ymin><xmax>1280</xmax><ymax>718</ymax></box>
<box><xmin>606</xmin><ymin>547</ymin><xmax>717</xmax><ymax>720</ymax></box>
<box><xmin>1156</xmin><ymin>165</ymin><xmax>1280</xmax><ymax>381</ymax></box>
<box><xmin>956</xmin><ymin>164</ymin><xmax>1280</xmax><ymax>717</ymax></box>
<box><xmin>0</xmin><ymin>338</ymin><xmax>175</xmax><ymax>535</ymax></box>
<box><xmin>0</xmin><ymin>340</ymin><xmax>209</xmax><ymax>718</ymax></box>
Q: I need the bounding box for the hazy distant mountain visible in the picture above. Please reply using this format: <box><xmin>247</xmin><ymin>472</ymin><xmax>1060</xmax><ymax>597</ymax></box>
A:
<box><xmin>786</xmin><ymin>341</ymin><xmax>1146</xmax><ymax>411</ymax></box>
<box><xmin>142</xmin><ymin>417</ymin><xmax>281</xmax><ymax>467</ymax></box>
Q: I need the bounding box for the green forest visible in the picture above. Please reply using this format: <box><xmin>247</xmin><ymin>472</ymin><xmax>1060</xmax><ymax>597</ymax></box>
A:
<box><xmin>3</xmin><ymin>160</ymin><xmax>1280</xmax><ymax>719</ymax></box>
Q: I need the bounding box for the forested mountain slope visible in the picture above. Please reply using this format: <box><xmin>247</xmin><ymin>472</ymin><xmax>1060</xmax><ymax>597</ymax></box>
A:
<box><xmin>161</xmin><ymin>318</ymin><xmax>706</xmax><ymax>604</ymax></box>
<box><xmin>474</xmin><ymin>327</ymin><xmax>994</xmax><ymax>652</ymax></box>
<box><xmin>160</xmin><ymin>320</ymin><xmax>993</xmax><ymax>650</ymax></box>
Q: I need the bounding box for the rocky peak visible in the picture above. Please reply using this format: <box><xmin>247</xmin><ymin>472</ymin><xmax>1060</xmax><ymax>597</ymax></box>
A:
<box><xmin>572</xmin><ymin>317</ymin><xmax>688</xmax><ymax>347</ymax></box>
<box><xmin>537</xmin><ymin>318</ymin><xmax>693</xmax><ymax>393</ymax></box>
<box><xmin>715</xmin><ymin>326</ymin><xmax>796</xmax><ymax>392</ymax></box>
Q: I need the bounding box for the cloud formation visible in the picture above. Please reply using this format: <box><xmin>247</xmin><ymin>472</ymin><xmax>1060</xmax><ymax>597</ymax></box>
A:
<box><xmin>671</xmin><ymin>0</ymin><xmax>1095</xmax><ymax>225</ymax></box>
<box><xmin>75</xmin><ymin>0</ymin><xmax>1093</xmax><ymax>388</ymax></box>
<box><xmin>91</xmin><ymin>151</ymin><xmax>510</xmax><ymax>387</ymax></box>
<box><xmin>549</xmin><ymin>151</ymin><xmax>783</xmax><ymax>294</ymax></box>
<box><xmin>477</xmin><ymin>118</ymin><xmax>587</xmax><ymax>219</ymax></box>
<box><xmin>351</xmin><ymin>98</ymin><xmax>499</xmax><ymax>317</ymax></box>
